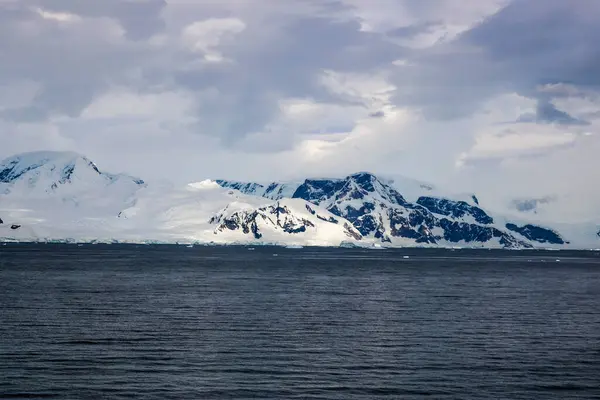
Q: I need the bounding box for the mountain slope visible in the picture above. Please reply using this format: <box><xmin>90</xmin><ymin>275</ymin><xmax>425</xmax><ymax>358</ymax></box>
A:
<box><xmin>111</xmin><ymin>180</ymin><xmax>363</xmax><ymax>245</ymax></box>
<box><xmin>0</xmin><ymin>151</ymin><xmax>145</xmax><ymax>196</ymax></box>
<box><xmin>0</xmin><ymin>151</ymin><xmax>147</xmax><ymax>234</ymax></box>
<box><xmin>0</xmin><ymin>153</ymin><xmax>364</xmax><ymax>246</ymax></box>
<box><xmin>215</xmin><ymin>179</ymin><xmax>300</xmax><ymax>200</ymax></box>
<box><xmin>218</xmin><ymin>172</ymin><xmax>573</xmax><ymax>249</ymax></box>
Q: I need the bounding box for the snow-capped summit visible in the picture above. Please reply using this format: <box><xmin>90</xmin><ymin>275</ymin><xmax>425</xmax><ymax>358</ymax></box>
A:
<box><xmin>0</xmin><ymin>151</ymin><xmax>145</xmax><ymax>197</ymax></box>
<box><xmin>217</xmin><ymin>172</ymin><xmax>576</xmax><ymax>249</ymax></box>
<box><xmin>0</xmin><ymin>152</ymin><xmax>147</xmax><ymax>239</ymax></box>
<box><xmin>294</xmin><ymin>172</ymin><xmax>408</xmax><ymax>207</ymax></box>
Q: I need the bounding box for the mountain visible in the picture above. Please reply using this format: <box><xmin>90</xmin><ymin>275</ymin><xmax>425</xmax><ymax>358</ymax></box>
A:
<box><xmin>0</xmin><ymin>151</ymin><xmax>145</xmax><ymax>196</ymax></box>
<box><xmin>208</xmin><ymin>197</ymin><xmax>362</xmax><ymax>246</ymax></box>
<box><xmin>217</xmin><ymin>173</ymin><xmax>438</xmax><ymax>203</ymax></box>
<box><xmin>110</xmin><ymin>180</ymin><xmax>363</xmax><ymax>246</ymax></box>
<box><xmin>217</xmin><ymin>172</ymin><xmax>575</xmax><ymax>249</ymax></box>
<box><xmin>0</xmin><ymin>151</ymin><xmax>596</xmax><ymax>248</ymax></box>
<box><xmin>214</xmin><ymin>179</ymin><xmax>300</xmax><ymax>200</ymax></box>
<box><xmin>0</xmin><ymin>151</ymin><xmax>147</xmax><ymax>235</ymax></box>
<box><xmin>0</xmin><ymin>152</ymin><xmax>126</xmax><ymax>241</ymax></box>
<box><xmin>0</xmin><ymin>153</ymin><xmax>363</xmax><ymax>246</ymax></box>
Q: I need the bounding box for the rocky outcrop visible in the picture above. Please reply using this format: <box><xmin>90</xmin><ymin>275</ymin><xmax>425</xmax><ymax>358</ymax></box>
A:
<box><xmin>416</xmin><ymin>196</ymin><xmax>494</xmax><ymax>224</ymax></box>
<box><xmin>209</xmin><ymin>201</ymin><xmax>363</xmax><ymax>242</ymax></box>
<box><xmin>505</xmin><ymin>223</ymin><xmax>565</xmax><ymax>244</ymax></box>
<box><xmin>211</xmin><ymin>210</ymin><xmax>263</xmax><ymax>239</ymax></box>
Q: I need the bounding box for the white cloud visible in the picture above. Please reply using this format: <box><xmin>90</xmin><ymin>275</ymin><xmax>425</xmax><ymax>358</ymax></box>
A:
<box><xmin>181</xmin><ymin>18</ymin><xmax>246</xmax><ymax>62</ymax></box>
<box><xmin>552</xmin><ymin>96</ymin><xmax>600</xmax><ymax>122</ymax></box>
<box><xmin>456</xmin><ymin>126</ymin><xmax>578</xmax><ymax>167</ymax></box>
<box><xmin>319</xmin><ymin>70</ymin><xmax>396</xmax><ymax>114</ymax></box>
<box><xmin>339</xmin><ymin>0</ymin><xmax>508</xmax><ymax>42</ymax></box>
<box><xmin>32</xmin><ymin>6</ymin><xmax>81</xmax><ymax>23</ymax></box>
<box><xmin>278</xmin><ymin>98</ymin><xmax>361</xmax><ymax>133</ymax></box>
<box><xmin>455</xmin><ymin>92</ymin><xmax>596</xmax><ymax>167</ymax></box>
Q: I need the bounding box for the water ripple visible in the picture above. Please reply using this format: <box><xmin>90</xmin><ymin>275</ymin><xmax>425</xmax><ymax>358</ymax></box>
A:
<box><xmin>1</xmin><ymin>245</ymin><xmax>600</xmax><ymax>399</ymax></box>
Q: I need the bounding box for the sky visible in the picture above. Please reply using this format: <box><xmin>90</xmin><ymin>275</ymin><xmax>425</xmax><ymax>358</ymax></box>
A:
<box><xmin>1</xmin><ymin>0</ymin><xmax>599</xmax><ymax>216</ymax></box>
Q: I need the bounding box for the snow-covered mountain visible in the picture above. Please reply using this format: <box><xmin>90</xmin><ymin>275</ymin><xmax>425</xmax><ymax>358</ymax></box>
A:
<box><xmin>0</xmin><ymin>152</ymin><xmax>364</xmax><ymax>246</ymax></box>
<box><xmin>217</xmin><ymin>172</ymin><xmax>595</xmax><ymax>249</ymax></box>
<box><xmin>0</xmin><ymin>151</ymin><xmax>145</xmax><ymax>196</ymax></box>
<box><xmin>0</xmin><ymin>151</ymin><xmax>597</xmax><ymax>248</ymax></box>
<box><xmin>0</xmin><ymin>151</ymin><xmax>147</xmax><ymax>233</ymax></box>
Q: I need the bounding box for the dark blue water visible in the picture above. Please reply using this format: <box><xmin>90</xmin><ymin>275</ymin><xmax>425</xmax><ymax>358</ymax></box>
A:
<box><xmin>1</xmin><ymin>244</ymin><xmax>600</xmax><ymax>399</ymax></box>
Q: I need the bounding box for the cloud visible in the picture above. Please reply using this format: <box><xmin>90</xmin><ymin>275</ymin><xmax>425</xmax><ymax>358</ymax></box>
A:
<box><xmin>25</xmin><ymin>0</ymin><xmax>166</xmax><ymax>40</ymax></box>
<box><xmin>181</xmin><ymin>18</ymin><xmax>246</xmax><ymax>62</ymax></box>
<box><xmin>80</xmin><ymin>88</ymin><xmax>197</xmax><ymax>121</ymax></box>
<box><xmin>456</xmin><ymin>125</ymin><xmax>578</xmax><ymax>167</ymax></box>
<box><xmin>516</xmin><ymin>100</ymin><xmax>590</xmax><ymax>126</ymax></box>
<box><xmin>391</xmin><ymin>0</ymin><xmax>600</xmax><ymax>120</ymax></box>
<box><xmin>0</xmin><ymin>0</ymin><xmax>599</xmax><ymax>220</ymax></box>
<box><xmin>0</xmin><ymin>2</ymin><xmax>157</xmax><ymax>122</ymax></box>
<box><xmin>171</xmin><ymin>12</ymin><xmax>403</xmax><ymax>144</ymax></box>
<box><xmin>0</xmin><ymin>80</ymin><xmax>41</xmax><ymax>111</ymax></box>
<box><xmin>32</xmin><ymin>6</ymin><xmax>81</xmax><ymax>23</ymax></box>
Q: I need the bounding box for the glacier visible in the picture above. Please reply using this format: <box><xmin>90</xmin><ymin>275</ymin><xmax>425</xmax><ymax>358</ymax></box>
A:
<box><xmin>0</xmin><ymin>151</ymin><xmax>598</xmax><ymax>249</ymax></box>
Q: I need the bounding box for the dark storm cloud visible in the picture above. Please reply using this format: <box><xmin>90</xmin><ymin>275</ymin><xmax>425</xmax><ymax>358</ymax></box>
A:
<box><xmin>369</xmin><ymin>111</ymin><xmax>385</xmax><ymax>118</ymax></box>
<box><xmin>463</xmin><ymin>0</ymin><xmax>600</xmax><ymax>87</ymax></box>
<box><xmin>517</xmin><ymin>100</ymin><xmax>590</xmax><ymax>126</ymax></box>
<box><xmin>388</xmin><ymin>21</ymin><xmax>442</xmax><ymax>38</ymax></box>
<box><xmin>392</xmin><ymin>0</ymin><xmax>600</xmax><ymax>120</ymax></box>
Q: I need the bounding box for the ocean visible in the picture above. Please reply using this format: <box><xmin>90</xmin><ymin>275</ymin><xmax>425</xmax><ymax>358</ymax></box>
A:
<box><xmin>1</xmin><ymin>244</ymin><xmax>600</xmax><ymax>399</ymax></box>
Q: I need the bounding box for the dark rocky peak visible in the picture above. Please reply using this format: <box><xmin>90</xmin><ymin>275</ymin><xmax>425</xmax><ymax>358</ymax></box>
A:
<box><xmin>505</xmin><ymin>223</ymin><xmax>565</xmax><ymax>245</ymax></box>
<box><xmin>416</xmin><ymin>196</ymin><xmax>494</xmax><ymax>225</ymax></box>
<box><xmin>348</xmin><ymin>172</ymin><xmax>407</xmax><ymax>206</ymax></box>
<box><xmin>305</xmin><ymin>172</ymin><xmax>407</xmax><ymax>206</ymax></box>
<box><xmin>333</xmin><ymin>179</ymin><xmax>365</xmax><ymax>202</ymax></box>
<box><xmin>348</xmin><ymin>172</ymin><xmax>378</xmax><ymax>192</ymax></box>
<box><xmin>292</xmin><ymin>178</ymin><xmax>346</xmax><ymax>205</ymax></box>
